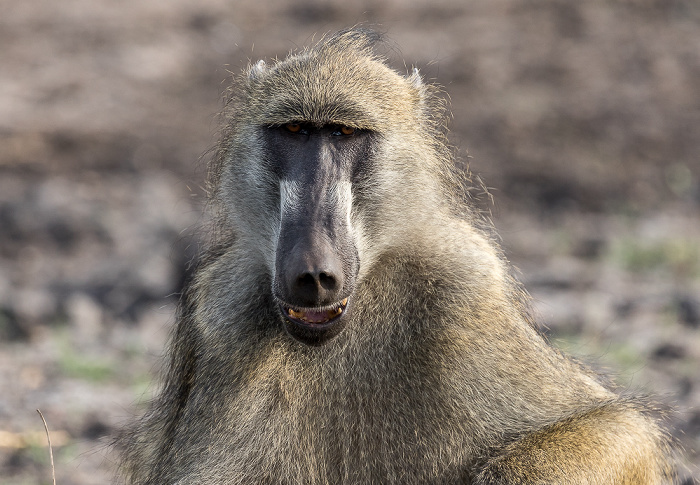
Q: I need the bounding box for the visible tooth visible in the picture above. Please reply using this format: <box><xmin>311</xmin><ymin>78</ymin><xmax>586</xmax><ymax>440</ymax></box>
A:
<box><xmin>341</xmin><ymin>298</ymin><xmax>348</xmax><ymax>306</ymax></box>
<box><xmin>289</xmin><ymin>309</ymin><xmax>305</xmax><ymax>319</ymax></box>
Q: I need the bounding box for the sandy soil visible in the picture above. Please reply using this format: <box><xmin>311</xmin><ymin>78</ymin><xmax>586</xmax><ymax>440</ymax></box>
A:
<box><xmin>1</xmin><ymin>0</ymin><xmax>699</xmax><ymax>483</ymax></box>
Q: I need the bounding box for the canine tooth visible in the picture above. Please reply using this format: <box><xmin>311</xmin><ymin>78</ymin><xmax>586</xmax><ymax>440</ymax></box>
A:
<box><xmin>289</xmin><ymin>309</ymin><xmax>304</xmax><ymax>319</ymax></box>
<box><xmin>341</xmin><ymin>298</ymin><xmax>348</xmax><ymax>306</ymax></box>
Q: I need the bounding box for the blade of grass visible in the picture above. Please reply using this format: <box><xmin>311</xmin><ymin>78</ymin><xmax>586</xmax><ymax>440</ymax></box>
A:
<box><xmin>36</xmin><ymin>409</ymin><xmax>57</xmax><ymax>485</ymax></box>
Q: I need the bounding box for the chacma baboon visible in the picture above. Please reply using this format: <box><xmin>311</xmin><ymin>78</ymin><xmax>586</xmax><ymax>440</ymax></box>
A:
<box><xmin>118</xmin><ymin>29</ymin><xmax>674</xmax><ymax>484</ymax></box>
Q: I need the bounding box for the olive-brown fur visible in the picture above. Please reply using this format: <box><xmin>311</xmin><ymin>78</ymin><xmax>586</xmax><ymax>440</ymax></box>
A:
<box><xmin>117</xmin><ymin>29</ymin><xmax>674</xmax><ymax>484</ymax></box>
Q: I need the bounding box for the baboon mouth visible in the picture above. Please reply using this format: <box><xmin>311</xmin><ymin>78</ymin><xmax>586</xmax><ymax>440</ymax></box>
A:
<box><xmin>282</xmin><ymin>298</ymin><xmax>348</xmax><ymax>326</ymax></box>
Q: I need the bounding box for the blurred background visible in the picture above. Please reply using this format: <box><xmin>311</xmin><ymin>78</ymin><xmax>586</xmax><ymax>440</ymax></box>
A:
<box><xmin>1</xmin><ymin>0</ymin><xmax>699</xmax><ymax>483</ymax></box>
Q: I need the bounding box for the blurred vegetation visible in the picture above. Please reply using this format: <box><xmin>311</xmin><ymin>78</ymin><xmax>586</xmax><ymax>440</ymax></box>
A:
<box><xmin>610</xmin><ymin>237</ymin><xmax>700</xmax><ymax>277</ymax></box>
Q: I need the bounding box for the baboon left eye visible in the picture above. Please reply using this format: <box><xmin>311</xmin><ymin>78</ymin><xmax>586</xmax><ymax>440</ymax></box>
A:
<box><xmin>333</xmin><ymin>126</ymin><xmax>355</xmax><ymax>136</ymax></box>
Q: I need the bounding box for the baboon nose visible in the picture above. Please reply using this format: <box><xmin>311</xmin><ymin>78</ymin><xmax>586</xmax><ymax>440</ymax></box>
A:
<box><xmin>294</xmin><ymin>269</ymin><xmax>341</xmax><ymax>303</ymax></box>
<box><xmin>283</xmin><ymin>243</ymin><xmax>345</xmax><ymax>307</ymax></box>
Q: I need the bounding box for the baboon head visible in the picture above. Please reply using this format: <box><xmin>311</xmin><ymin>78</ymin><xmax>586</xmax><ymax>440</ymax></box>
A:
<box><xmin>214</xmin><ymin>29</ymin><xmax>445</xmax><ymax>345</ymax></box>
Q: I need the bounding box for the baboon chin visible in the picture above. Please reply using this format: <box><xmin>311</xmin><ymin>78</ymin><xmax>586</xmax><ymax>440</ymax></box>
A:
<box><xmin>118</xmin><ymin>28</ymin><xmax>675</xmax><ymax>484</ymax></box>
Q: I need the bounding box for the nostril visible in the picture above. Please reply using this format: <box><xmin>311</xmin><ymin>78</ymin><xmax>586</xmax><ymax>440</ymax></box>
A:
<box><xmin>296</xmin><ymin>273</ymin><xmax>316</xmax><ymax>289</ymax></box>
<box><xmin>319</xmin><ymin>272</ymin><xmax>337</xmax><ymax>291</ymax></box>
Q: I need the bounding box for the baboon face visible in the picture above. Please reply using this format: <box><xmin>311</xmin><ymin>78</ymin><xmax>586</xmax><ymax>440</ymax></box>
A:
<box><xmin>224</xmin><ymin>32</ymin><xmax>425</xmax><ymax>345</ymax></box>
<box><xmin>266</xmin><ymin>122</ymin><xmax>372</xmax><ymax>345</ymax></box>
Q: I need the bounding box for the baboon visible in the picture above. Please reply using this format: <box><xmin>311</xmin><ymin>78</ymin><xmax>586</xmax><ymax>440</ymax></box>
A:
<box><xmin>118</xmin><ymin>29</ymin><xmax>674</xmax><ymax>484</ymax></box>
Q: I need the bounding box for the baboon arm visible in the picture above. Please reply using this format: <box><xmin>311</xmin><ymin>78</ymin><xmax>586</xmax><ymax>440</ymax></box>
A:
<box><xmin>472</xmin><ymin>402</ymin><xmax>673</xmax><ymax>485</ymax></box>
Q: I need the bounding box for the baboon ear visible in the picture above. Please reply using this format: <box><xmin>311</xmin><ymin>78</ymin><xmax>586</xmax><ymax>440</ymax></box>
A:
<box><xmin>408</xmin><ymin>67</ymin><xmax>423</xmax><ymax>89</ymax></box>
<box><xmin>248</xmin><ymin>59</ymin><xmax>267</xmax><ymax>80</ymax></box>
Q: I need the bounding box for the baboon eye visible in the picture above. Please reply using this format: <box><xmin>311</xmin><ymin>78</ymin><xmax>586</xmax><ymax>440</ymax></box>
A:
<box><xmin>332</xmin><ymin>126</ymin><xmax>355</xmax><ymax>136</ymax></box>
<box><xmin>285</xmin><ymin>123</ymin><xmax>302</xmax><ymax>133</ymax></box>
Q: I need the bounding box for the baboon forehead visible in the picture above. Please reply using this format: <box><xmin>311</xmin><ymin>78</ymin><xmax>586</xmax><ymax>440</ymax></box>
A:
<box><xmin>241</xmin><ymin>48</ymin><xmax>421</xmax><ymax>131</ymax></box>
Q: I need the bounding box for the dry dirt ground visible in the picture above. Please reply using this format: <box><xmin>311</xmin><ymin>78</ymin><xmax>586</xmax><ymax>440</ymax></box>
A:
<box><xmin>1</xmin><ymin>0</ymin><xmax>699</xmax><ymax>483</ymax></box>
